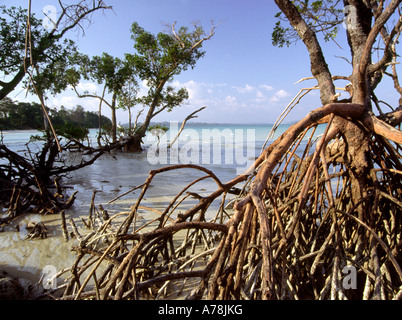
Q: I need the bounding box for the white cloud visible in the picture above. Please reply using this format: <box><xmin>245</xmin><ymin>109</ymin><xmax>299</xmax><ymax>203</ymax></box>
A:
<box><xmin>141</xmin><ymin>79</ymin><xmax>151</xmax><ymax>88</ymax></box>
<box><xmin>259</xmin><ymin>84</ymin><xmax>274</xmax><ymax>92</ymax></box>
<box><xmin>138</xmin><ymin>80</ymin><xmax>151</xmax><ymax>98</ymax></box>
<box><xmin>233</xmin><ymin>84</ymin><xmax>254</xmax><ymax>94</ymax></box>
<box><xmin>179</xmin><ymin>80</ymin><xmax>200</xmax><ymax>100</ymax></box>
<box><xmin>270</xmin><ymin>89</ymin><xmax>290</xmax><ymax>102</ymax></box>
<box><xmin>233</xmin><ymin>84</ymin><xmax>274</xmax><ymax>94</ymax></box>
<box><xmin>50</xmin><ymin>94</ymin><xmax>100</xmax><ymax>114</ymax></box>
<box><xmin>254</xmin><ymin>90</ymin><xmax>267</xmax><ymax>103</ymax></box>
<box><xmin>170</xmin><ymin>80</ymin><xmax>227</xmax><ymax>107</ymax></box>
<box><xmin>276</xmin><ymin>89</ymin><xmax>290</xmax><ymax>98</ymax></box>
<box><xmin>225</xmin><ymin>95</ymin><xmax>237</xmax><ymax>105</ymax></box>
<box><xmin>51</xmin><ymin>96</ymin><xmax>79</xmax><ymax>108</ymax></box>
<box><xmin>77</xmin><ymin>82</ymin><xmax>98</xmax><ymax>93</ymax></box>
<box><xmin>270</xmin><ymin>96</ymin><xmax>280</xmax><ymax>103</ymax></box>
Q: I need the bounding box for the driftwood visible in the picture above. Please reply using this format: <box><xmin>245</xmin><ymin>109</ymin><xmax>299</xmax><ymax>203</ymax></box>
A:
<box><xmin>168</xmin><ymin>106</ymin><xmax>207</xmax><ymax>148</ymax></box>
<box><xmin>55</xmin><ymin>102</ymin><xmax>402</xmax><ymax>300</ymax></box>
<box><xmin>0</xmin><ymin>134</ymin><xmax>105</xmax><ymax>226</ymax></box>
<box><xmin>0</xmin><ymin>105</ymin><xmax>208</xmax><ymax>227</ymax></box>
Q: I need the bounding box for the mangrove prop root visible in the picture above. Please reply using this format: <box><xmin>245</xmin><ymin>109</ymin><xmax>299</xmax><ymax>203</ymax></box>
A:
<box><xmin>59</xmin><ymin>106</ymin><xmax>401</xmax><ymax>300</ymax></box>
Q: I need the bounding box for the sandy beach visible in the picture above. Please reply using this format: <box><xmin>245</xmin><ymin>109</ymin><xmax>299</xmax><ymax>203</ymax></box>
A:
<box><xmin>0</xmin><ymin>123</ymin><xmax>326</xmax><ymax>295</ymax></box>
<box><xmin>0</xmin><ymin>154</ymin><xmax>230</xmax><ymax>284</ymax></box>
<box><xmin>0</xmin><ymin>126</ymin><xmax>258</xmax><ymax>291</ymax></box>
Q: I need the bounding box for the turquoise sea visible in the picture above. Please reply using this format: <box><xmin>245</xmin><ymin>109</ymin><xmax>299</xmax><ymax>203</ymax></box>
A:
<box><xmin>0</xmin><ymin>121</ymin><xmax>327</xmax><ymax>217</ymax></box>
<box><xmin>1</xmin><ymin>123</ymin><xmax>291</xmax><ymax>147</ymax></box>
<box><xmin>1</xmin><ymin>122</ymin><xmax>327</xmax><ymax>200</ymax></box>
<box><xmin>0</xmin><ymin>122</ymin><xmax>327</xmax><ymax>285</ymax></box>
<box><xmin>1</xmin><ymin>122</ymin><xmax>325</xmax><ymax>156</ymax></box>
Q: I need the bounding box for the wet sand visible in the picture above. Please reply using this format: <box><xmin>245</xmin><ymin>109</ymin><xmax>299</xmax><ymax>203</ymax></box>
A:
<box><xmin>0</xmin><ymin>150</ymin><xmax>236</xmax><ymax>289</ymax></box>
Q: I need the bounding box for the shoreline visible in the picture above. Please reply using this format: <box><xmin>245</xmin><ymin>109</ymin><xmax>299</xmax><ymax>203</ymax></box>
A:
<box><xmin>0</xmin><ymin>123</ymin><xmax>325</xmax><ymax>298</ymax></box>
<box><xmin>0</xmin><ymin>150</ymin><xmax>237</xmax><ymax>296</ymax></box>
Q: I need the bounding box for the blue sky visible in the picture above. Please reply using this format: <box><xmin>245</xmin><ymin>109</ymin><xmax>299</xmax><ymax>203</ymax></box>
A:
<box><xmin>7</xmin><ymin>0</ymin><xmax>402</xmax><ymax>124</ymax></box>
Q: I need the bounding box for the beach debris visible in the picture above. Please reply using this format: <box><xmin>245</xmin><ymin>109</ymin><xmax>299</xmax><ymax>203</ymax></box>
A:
<box><xmin>7</xmin><ymin>0</ymin><xmax>401</xmax><ymax>300</ymax></box>
<box><xmin>25</xmin><ymin>221</ymin><xmax>48</xmax><ymax>240</ymax></box>
<box><xmin>60</xmin><ymin>210</ymin><xmax>69</xmax><ymax>242</ymax></box>
<box><xmin>98</xmin><ymin>204</ymin><xmax>109</xmax><ymax>221</ymax></box>
<box><xmin>0</xmin><ymin>133</ymin><xmax>98</xmax><ymax>225</ymax></box>
<box><xmin>57</xmin><ymin>111</ymin><xmax>401</xmax><ymax>300</ymax></box>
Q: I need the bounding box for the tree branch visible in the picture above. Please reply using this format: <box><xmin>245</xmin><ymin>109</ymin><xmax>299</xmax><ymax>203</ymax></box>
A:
<box><xmin>54</xmin><ymin>1</ymin><xmax>112</xmax><ymax>39</ymax></box>
<box><xmin>367</xmin><ymin>12</ymin><xmax>402</xmax><ymax>75</ymax></box>
<box><xmin>0</xmin><ymin>66</ymin><xmax>26</xmax><ymax>100</ymax></box>
<box><xmin>168</xmin><ymin>106</ymin><xmax>206</xmax><ymax>148</ymax></box>
<box><xmin>274</xmin><ymin>0</ymin><xmax>335</xmax><ymax>104</ymax></box>
<box><xmin>73</xmin><ymin>85</ymin><xmax>114</xmax><ymax>109</ymax></box>
<box><xmin>250</xmin><ymin>103</ymin><xmax>365</xmax><ymax>198</ymax></box>
<box><xmin>360</xmin><ymin>0</ymin><xmax>402</xmax><ymax>75</ymax></box>
<box><xmin>362</xmin><ymin>112</ymin><xmax>402</xmax><ymax>144</ymax></box>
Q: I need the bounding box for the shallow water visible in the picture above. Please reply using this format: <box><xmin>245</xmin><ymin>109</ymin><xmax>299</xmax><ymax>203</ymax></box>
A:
<box><xmin>0</xmin><ymin>151</ymin><xmax>226</xmax><ymax>286</ymax></box>
<box><xmin>0</xmin><ymin>123</ymin><xmax>326</xmax><ymax>288</ymax></box>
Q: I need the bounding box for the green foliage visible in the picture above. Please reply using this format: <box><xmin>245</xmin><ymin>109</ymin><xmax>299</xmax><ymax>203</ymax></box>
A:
<box><xmin>0</xmin><ymin>6</ymin><xmax>33</xmax><ymax>76</ymax></box>
<box><xmin>55</xmin><ymin>123</ymin><xmax>89</xmax><ymax>142</ymax></box>
<box><xmin>0</xmin><ymin>97</ymin><xmax>44</xmax><ymax>130</ymax></box>
<box><xmin>271</xmin><ymin>0</ymin><xmax>344</xmax><ymax>47</ymax></box>
<box><xmin>71</xmin><ymin>52</ymin><xmax>135</xmax><ymax>96</ymax></box>
<box><xmin>68</xmin><ymin>52</ymin><xmax>137</xmax><ymax>142</ymax></box>
<box><xmin>128</xmin><ymin>21</ymin><xmax>212</xmax><ymax>130</ymax></box>
<box><xmin>31</xmin><ymin>38</ymin><xmax>79</xmax><ymax>96</ymax></box>
<box><xmin>162</xmin><ymin>86</ymin><xmax>190</xmax><ymax>112</ymax></box>
<box><xmin>148</xmin><ymin>123</ymin><xmax>169</xmax><ymax>134</ymax></box>
<box><xmin>272</xmin><ymin>21</ymin><xmax>292</xmax><ymax>48</ymax></box>
<box><xmin>0</xmin><ymin>98</ymin><xmax>111</xmax><ymax>131</ymax></box>
<box><xmin>0</xmin><ymin>5</ymin><xmax>79</xmax><ymax>98</ymax></box>
<box><xmin>148</xmin><ymin>123</ymin><xmax>169</xmax><ymax>146</ymax></box>
<box><xmin>130</xmin><ymin>22</ymin><xmax>206</xmax><ymax>84</ymax></box>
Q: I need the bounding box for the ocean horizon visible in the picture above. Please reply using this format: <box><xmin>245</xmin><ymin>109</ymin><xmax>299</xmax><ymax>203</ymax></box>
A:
<box><xmin>0</xmin><ymin>121</ymin><xmax>327</xmax><ymax>287</ymax></box>
<box><xmin>1</xmin><ymin>122</ymin><xmax>326</xmax><ymax>148</ymax></box>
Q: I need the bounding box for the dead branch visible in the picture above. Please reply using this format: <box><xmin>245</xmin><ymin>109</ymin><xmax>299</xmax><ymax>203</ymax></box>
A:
<box><xmin>55</xmin><ymin>97</ymin><xmax>401</xmax><ymax>300</ymax></box>
<box><xmin>168</xmin><ymin>106</ymin><xmax>207</xmax><ymax>148</ymax></box>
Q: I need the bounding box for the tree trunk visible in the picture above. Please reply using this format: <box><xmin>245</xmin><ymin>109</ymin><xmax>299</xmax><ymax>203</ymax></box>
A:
<box><xmin>97</xmin><ymin>84</ymin><xmax>107</xmax><ymax>147</ymax></box>
<box><xmin>0</xmin><ymin>66</ymin><xmax>25</xmax><ymax>100</ymax></box>
<box><xmin>124</xmin><ymin>81</ymin><xmax>166</xmax><ymax>152</ymax></box>
<box><xmin>123</xmin><ymin>134</ymin><xmax>143</xmax><ymax>152</ymax></box>
<box><xmin>110</xmin><ymin>92</ymin><xmax>117</xmax><ymax>143</ymax></box>
<box><xmin>274</xmin><ymin>0</ymin><xmax>335</xmax><ymax>104</ymax></box>
<box><xmin>128</xmin><ymin>106</ymin><xmax>132</xmax><ymax>132</ymax></box>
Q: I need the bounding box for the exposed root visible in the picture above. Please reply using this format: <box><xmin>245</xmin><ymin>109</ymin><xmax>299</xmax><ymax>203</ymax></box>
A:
<box><xmin>57</xmin><ymin>104</ymin><xmax>401</xmax><ymax>300</ymax></box>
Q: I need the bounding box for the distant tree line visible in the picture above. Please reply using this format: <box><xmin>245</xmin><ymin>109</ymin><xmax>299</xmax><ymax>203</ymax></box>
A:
<box><xmin>0</xmin><ymin>97</ymin><xmax>111</xmax><ymax>131</ymax></box>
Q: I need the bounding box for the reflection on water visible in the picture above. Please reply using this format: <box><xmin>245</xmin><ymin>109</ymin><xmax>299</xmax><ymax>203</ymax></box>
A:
<box><xmin>0</xmin><ymin>149</ymin><xmax>239</xmax><ymax>285</ymax></box>
<box><xmin>0</xmin><ymin>124</ymin><xmax>326</xmax><ymax>285</ymax></box>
